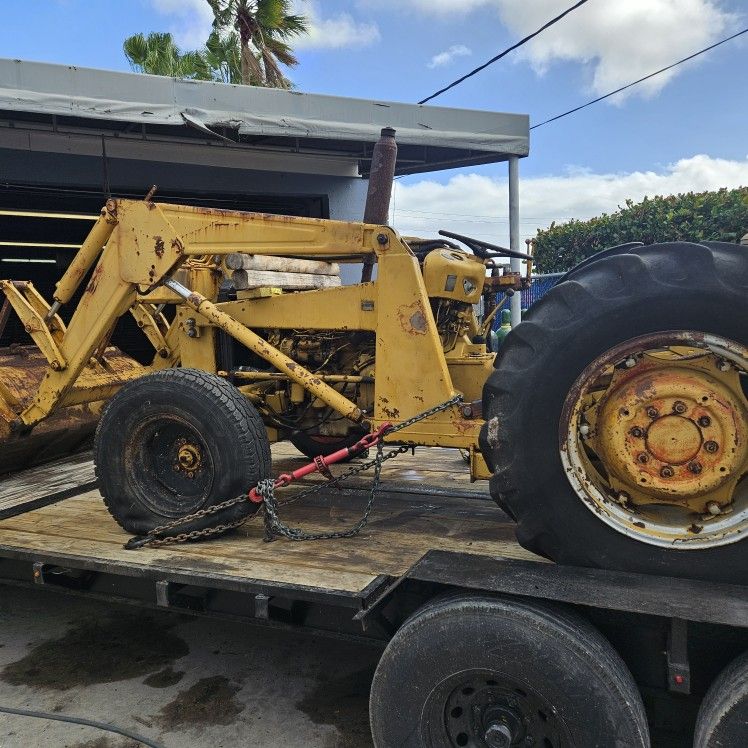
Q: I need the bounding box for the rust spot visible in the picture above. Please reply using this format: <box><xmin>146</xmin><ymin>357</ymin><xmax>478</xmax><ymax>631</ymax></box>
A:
<box><xmin>84</xmin><ymin>263</ymin><xmax>105</xmax><ymax>295</ymax></box>
<box><xmin>154</xmin><ymin>236</ymin><xmax>165</xmax><ymax>258</ymax></box>
<box><xmin>187</xmin><ymin>293</ymin><xmax>202</xmax><ymax>306</ymax></box>
<box><xmin>380</xmin><ymin>402</ymin><xmax>400</xmax><ymax>419</ymax></box>
<box><xmin>171</xmin><ymin>237</ymin><xmax>184</xmax><ymax>255</ymax></box>
<box><xmin>397</xmin><ymin>300</ymin><xmax>428</xmax><ymax>335</ymax></box>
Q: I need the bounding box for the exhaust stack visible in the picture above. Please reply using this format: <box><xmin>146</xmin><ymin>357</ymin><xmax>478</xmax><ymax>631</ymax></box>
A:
<box><xmin>361</xmin><ymin>127</ymin><xmax>397</xmax><ymax>282</ymax></box>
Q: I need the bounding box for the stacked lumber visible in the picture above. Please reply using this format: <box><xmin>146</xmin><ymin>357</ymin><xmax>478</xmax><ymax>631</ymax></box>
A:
<box><xmin>226</xmin><ymin>253</ymin><xmax>341</xmax><ymax>291</ymax></box>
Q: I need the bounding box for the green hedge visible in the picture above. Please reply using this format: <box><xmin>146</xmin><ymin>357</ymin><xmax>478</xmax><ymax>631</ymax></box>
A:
<box><xmin>533</xmin><ymin>187</ymin><xmax>748</xmax><ymax>273</ymax></box>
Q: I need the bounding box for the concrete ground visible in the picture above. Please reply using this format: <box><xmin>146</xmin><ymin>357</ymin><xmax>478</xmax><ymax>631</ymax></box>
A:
<box><xmin>0</xmin><ymin>585</ymin><xmax>382</xmax><ymax>748</ymax></box>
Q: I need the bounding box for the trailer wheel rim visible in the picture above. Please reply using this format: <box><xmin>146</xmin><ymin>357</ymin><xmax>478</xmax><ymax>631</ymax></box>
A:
<box><xmin>561</xmin><ymin>331</ymin><xmax>748</xmax><ymax>549</ymax></box>
<box><xmin>128</xmin><ymin>414</ymin><xmax>215</xmax><ymax>517</ymax></box>
<box><xmin>421</xmin><ymin>669</ymin><xmax>571</xmax><ymax>747</ymax></box>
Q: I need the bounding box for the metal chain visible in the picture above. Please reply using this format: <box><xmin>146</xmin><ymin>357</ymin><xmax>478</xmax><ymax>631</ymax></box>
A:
<box><xmin>125</xmin><ymin>394</ymin><xmax>462</xmax><ymax>549</ymax></box>
<box><xmin>259</xmin><ymin>442</ymin><xmax>410</xmax><ymax>542</ymax></box>
<box><xmin>258</xmin><ymin>394</ymin><xmax>462</xmax><ymax>543</ymax></box>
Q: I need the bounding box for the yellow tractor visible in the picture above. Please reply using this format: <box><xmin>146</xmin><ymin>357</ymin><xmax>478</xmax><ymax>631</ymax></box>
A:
<box><xmin>0</xmin><ymin>129</ymin><xmax>746</xmax><ymax>585</ymax></box>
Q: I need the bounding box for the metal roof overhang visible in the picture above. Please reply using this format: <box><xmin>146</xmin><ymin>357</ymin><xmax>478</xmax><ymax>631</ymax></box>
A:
<box><xmin>0</xmin><ymin>59</ymin><xmax>529</xmax><ymax>177</ymax></box>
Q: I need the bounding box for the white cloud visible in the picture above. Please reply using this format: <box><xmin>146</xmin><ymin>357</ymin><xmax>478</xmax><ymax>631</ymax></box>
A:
<box><xmin>401</xmin><ymin>0</ymin><xmax>738</xmax><ymax>100</ymax></box>
<box><xmin>393</xmin><ymin>154</ymin><xmax>748</xmax><ymax>245</ymax></box>
<box><xmin>150</xmin><ymin>0</ymin><xmax>213</xmax><ymax>49</ymax></box>
<box><xmin>149</xmin><ymin>0</ymin><xmax>380</xmax><ymax>52</ymax></box>
<box><xmin>428</xmin><ymin>44</ymin><xmax>472</xmax><ymax>69</ymax></box>
<box><xmin>294</xmin><ymin>2</ymin><xmax>380</xmax><ymax>50</ymax></box>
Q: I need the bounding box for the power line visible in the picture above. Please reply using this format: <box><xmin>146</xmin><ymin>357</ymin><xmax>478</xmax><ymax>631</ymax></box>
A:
<box><xmin>418</xmin><ymin>0</ymin><xmax>592</xmax><ymax>105</ymax></box>
<box><xmin>531</xmin><ymin>26</ymin><xmax>748</xmax><ymax>129</ymax></box>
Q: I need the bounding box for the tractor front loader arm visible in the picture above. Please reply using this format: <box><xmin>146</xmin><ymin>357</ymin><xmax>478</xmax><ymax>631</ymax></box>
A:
<box><xmin>12</xmin><ymin>198</ymin><xmax>394</xmax><ymax>429</ymax></box>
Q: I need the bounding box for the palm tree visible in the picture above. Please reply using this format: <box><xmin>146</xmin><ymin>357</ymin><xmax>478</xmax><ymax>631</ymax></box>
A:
<box><xmin>123</xmin><ymin>32</ymin><xmax>211</xmax><ymax>80</ymax></box>
<box><xmin>206</xmin><ymin>0</ymin><xmax>308</xmax><ymax>88</ymax></box>
<box><xmin>204</xmin><ymin>30</ymin><xmax>243</xmax><ymax>84</ymax></box>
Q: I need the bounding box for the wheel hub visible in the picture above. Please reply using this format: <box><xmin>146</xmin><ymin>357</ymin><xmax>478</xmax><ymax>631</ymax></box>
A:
<box><xmin>595</xmin><ymin>365</ymin><xmax>745</xmax><ymax>502</ymax></box>
<box><xmin>176</xmin><ymin>442</ymin><xmax>202</xmax><ymax>473</ymax></box>
<box><xmin>434</xmin><ymin>670</ymin><xmax>569</xmax><ymax>747</ymax></box>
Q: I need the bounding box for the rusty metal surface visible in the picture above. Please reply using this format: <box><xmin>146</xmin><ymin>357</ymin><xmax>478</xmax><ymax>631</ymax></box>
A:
<box><xmin>561</xmin><ymin>331</ymin><xmax>748</xmax><ymax>549</ymax></box>
<box><xmin>0</xmin><ymin>345</ymin><xmax>140</xmax><ymax>474</ymax></box>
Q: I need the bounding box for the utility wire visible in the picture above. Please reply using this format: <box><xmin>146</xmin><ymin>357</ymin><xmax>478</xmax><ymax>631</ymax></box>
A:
<box><xmin>531</xmin><ymin>26</ymin><xmax>748</xmax><ymax>129</ymax></box>
<box><xmin>418</xmin><ymin>0</ymin><xmax>592</xmax><ymax>105</ymax></box>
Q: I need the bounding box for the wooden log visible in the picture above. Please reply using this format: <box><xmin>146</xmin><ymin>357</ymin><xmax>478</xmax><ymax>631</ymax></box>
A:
<box><xmin>232</xmin><ymin>269</ymin><xmax>342</xmax><ymax>291</ymax></box>
<box><xmin>226</xmin><ymin>253</ymin><xmax>340</xmax><ymax>275</ymax></box>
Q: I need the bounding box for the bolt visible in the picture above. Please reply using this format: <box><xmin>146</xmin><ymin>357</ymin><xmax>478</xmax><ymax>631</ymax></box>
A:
<box><xmin>630</xmin><ymin>427</ymin><xmax>644</xmax><ymax>438</ymax></box>
<box><xmin>485</xmin><ymin>723</ymin><xmax>513</xmax><ymax>748</ymax></box>
<box><xmin>617</xmin><ymin>491</ymin><xmax>631</xmax><ymax>505</ymax></box>
<box><xmin>647</xmin><ymin>407</ymin><xmax>659</xmax><ymax>419</ymax></box>
<box><xmin>187</xmin><ymin>471</ymin><xmax>195</xmax><ymax>479</ymax></box>
<box><xmin>717</xmin><ymin>360</ymin><xmax>731</xmax><ymax>372</ymax></box>
<box><xmin>624</xmin><ymin>357</ymin><xmax>637</xmax><ymax>368</ymax></box>
<box><xmin>673</xmin><ymin>401</ymin><xmax>687</xmax><ymax>414</ymax></box>
<box><xmin>698</xmin><ymin>416</ymin><xmax>711</xmax><ymax>427</ymax></box>
<box><xmin>637</xmin><ymin>453</ymin><xmax>649</xmax><ymax>464</ymax></box>
<box><xmin>706</xmin><ymin>501</ymin><xmax>722</xmax><ymax>516</ymax></box>
<box><xmin>377</xmin><ymin>233</ymin><xmax>389</xmax><ymax>245</ymax></box>
<box><xmin>461</xmin><ymin>405</ymin><xmax>473</xmax><ymax>419</ymax></box>
<box><xmin>660</xmin><ymin>466</ymin><xmax>675</xmax><ymax>478</ymax></box>
<box><xmin>704</xmin><ymin>441</ymin><xmax>719</xmax><ymax>453</ymax></box>
<box><xmin>688</xmin><ymin>462</ymin><xmax>702</xmax><ymax>475</ymax></box>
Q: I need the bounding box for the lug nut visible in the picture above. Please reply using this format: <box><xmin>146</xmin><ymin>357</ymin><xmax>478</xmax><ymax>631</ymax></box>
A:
<box><xmin>637</xmin><ymin>453</ymin><xmax>649</xmax><ymax>464</ymax></box>
<box><xmin>688</xmin><ymin>462</ymin><xmax>702</xmax><ymax>474</ymax></box>
<box><xmin>698</xmin><ymin>416</ymin><xmax>711</xmax><ymax>427</ymax></box>
<box><xmin>717</xmin><ymin>360</ymin><xmax>730</xmax><ymax>372</ymax></box>
<box><xmin>624</xmin><ymin>357</ymin><xmax>637</xmax><ymax>368</ymax></box>
<box><xmin>706</xmin><ymin>501</ymin><xmax>722</xmax><ymax>516</ymax></box>
<box><xmin>660</xmin><ymin>466</ymin><xmax>675</xmax><ymax>478</ymax></box>
<box><xmin>630</xmin><ymin>427</ymin><xmax>644</xmax><ymax>438</ymax></box>
<box><xmin>673</xmin><ymin>401</ymin><xmax>687</xmax><ymax>414</ymax></box>
<box><xmin>646</xmin><ymin>407</ymin><xmax>659</xmax><ymax>419</ymax></box>
<box><xmin>704</xmin><ymin>441</ymin><xmax>719</xmax><ymax>453</ymax></box>
<box><xmin>579</xmin><ymin>423</ymin><xmax>590</xmax><ymax>436</ymax></box>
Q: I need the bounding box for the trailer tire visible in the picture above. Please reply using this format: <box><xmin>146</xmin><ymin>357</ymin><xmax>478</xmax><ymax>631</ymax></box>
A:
<box><xmin>481</xmin><ymin>241</ymin><xmax>748</xmax><ymax>584</ymax></box>
<box><xmin>694</xmin><ymin>650</ymin><xmax>748</xmax><ymax>747</ymax></box>
<box><xmin>369</xmin><ymin>594</ymin><xmax>649</xmax><ymax>747</ymax></box>
<box><xmin>95</xmin><ymin>368</ymin><xmax>271</xmax><ymax>536</ymax></box>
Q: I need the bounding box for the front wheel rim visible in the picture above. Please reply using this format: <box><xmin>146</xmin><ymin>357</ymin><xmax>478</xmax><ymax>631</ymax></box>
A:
<box><xmin>561</xmin><ymin>331</ymin><xmax>748</xmax><ymax>549</ymax></box>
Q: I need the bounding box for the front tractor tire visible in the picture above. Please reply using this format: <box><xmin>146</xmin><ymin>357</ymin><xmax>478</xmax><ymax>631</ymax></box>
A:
<box><xmin>95</xmin><ymin>368</ymin><xmax>271</xmax><ymax>536</ymax></box>
<box><xmin>481</xmin><ymin>241</ymin><xmax>748</xmax><ymax>584</ymax></box>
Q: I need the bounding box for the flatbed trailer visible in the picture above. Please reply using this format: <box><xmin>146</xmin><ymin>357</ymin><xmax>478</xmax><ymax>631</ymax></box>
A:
<box><xmin>0</xmin><ymin>445</ymin><xmax>746</xmax><ymax>747</ymax></box>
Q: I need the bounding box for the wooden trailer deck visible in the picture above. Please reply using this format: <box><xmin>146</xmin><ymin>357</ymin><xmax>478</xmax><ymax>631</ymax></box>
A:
<box><xmin>0</xmin><ymin>444</ymin><xmax>539</xmax><ymax>608</ymax></box>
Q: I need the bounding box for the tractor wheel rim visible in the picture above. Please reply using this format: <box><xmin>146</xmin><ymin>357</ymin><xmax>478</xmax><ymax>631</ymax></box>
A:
<box><xmin>130</xmin><ymin>414</ymin><xmax>215</xmax><ymax>517</ymax></box>
<box><xmin>561</xmin><ymin>331</ymin><xmax>748</xmax><ymax>549</ymax></box>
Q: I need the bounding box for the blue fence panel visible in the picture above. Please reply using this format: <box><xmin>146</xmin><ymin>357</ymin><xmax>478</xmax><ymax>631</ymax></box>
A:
<box><xmin>522</xmin><ymin>273</ymin><xmax>564</xmax><ymax>310</ymax></box>
<box><xmin>491</xmin><ymin>273</ymin><xmax>564</xmax><ymax>329</ymax></box>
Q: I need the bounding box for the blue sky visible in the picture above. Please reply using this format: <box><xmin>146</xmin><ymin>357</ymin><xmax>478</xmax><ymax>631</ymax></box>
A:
<box><xmin>1</xmin><ymin>0</ymin><xmax>746</xmax><ymax>242</ymax></box>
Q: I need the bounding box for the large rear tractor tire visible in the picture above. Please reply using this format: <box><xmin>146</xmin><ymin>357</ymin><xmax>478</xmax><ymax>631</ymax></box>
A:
<box><xmin>481</xmin><ymin>242</ymin><xmax>748</xmax><ymax>584</ymax></box>
<box><xmin>95</xmin><ymin>368</ymin><xmax>271</xmax><ymax>536</ymax></box>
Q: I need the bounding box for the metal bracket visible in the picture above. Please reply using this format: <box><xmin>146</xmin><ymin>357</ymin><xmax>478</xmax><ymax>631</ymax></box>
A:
<box><xmin>666</xmin><ymin>617</ymin><xmax>690</xmax><ymax>694</ymax></box>
<box><xmin>156</xmin><ymin>580</ymin><xmax>171</xmax><ymax>607</ymax></box>
<box><xmin>254</xmin><ymin>593</ymin><xmax>270</xmax><ymax>620</ymax></box>
<box><xmin>32</xmin><ymin>561</ymin><xmax>46</xmax><ymax>585</ymax></box>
